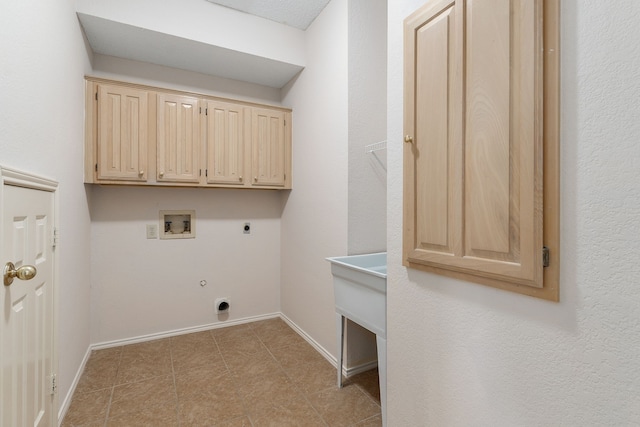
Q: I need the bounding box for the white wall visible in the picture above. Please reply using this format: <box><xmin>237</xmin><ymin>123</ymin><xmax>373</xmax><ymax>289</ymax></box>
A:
<box><xmin>280</xmin><ymin>0</ymin><xmax>349</xmax><ymax>358</ymax></box>
<box><xmin>0</xmin><ymin>0</ymin><xmax>92</xmax><ymax>417</ymax></box>
<box><xmin>387</xmin><ymin>0</ymin><xmax>640</xmax><ymax>425</ymax></box>
<box><xmin>76</xmin><ymin>0</ymin><xmax>305</xmax><ymax>66</ymax></box>
<box><xmin>345</xmin><ymin>0</ymin><xmax>388</xmax><ymax>368</ymax></box>
<box><xmin>348</xmin><ymin>0</ymin><xmax>387</xmax><ymax>256</ymax></box>
<box><xmin>90</xmin><ymin>186</ymin><xmax>282</xmax><ymax>344</ymax></box>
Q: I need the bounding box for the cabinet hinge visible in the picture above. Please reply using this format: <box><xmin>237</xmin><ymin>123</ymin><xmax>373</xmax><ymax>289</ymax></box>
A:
<box><xmin>542</xmin><ymin>246</ymin><xmax>550</xmax><ymax>268</ymax></box>
<box><xmin>50</xmin><ymin>374</ymin><xmax>57</xmax><ymax>395</ymax></box>
<box><xmin>95</xmin><ymin>92</ymin><xmax>98</xmax><ymax>101</ymax></box>
<box><xmin>95</xmin><ymin>163</ymin><xmax>98</xmax><ymax>172</ymax></box>
<box><xmin>205</xmin><ymin>108</ymin><xmax>208</xmax><ymax>115</ymax></box>
<box><xmin>205</xmin><ymin>169</ymin><xmax>208</xmax><ymax>177</ymax></box>
<box><xmin>52</xmin><ymin>227</ymin><xmax>59</xmax><ymax>250</ymax></box>
<box><xmin>199</xmin><ymin>107</ymin><xmax>202</xmax><ymax>114</ymax></box>
<box><xmin>199</xmin><ymin>169</ymin><xmax>202</xmax><ymax>177</ymax></box>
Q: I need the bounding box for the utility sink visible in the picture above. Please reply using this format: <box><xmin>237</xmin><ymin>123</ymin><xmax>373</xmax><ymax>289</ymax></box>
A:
<box><xmin>326</xmin><ymin>252</ymin><xmax>387</xmax><ymax>426</ymax></box>
<box><xmin>326</xmin><ymin>252</ymin><xmax>387</xmax><ymax>337</ymax></box>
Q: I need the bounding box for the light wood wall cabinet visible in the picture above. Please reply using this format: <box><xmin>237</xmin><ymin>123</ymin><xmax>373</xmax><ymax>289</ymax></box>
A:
<box><xmin>205</xmin><ymin>100</ymin><xmax>247</xmax><ymax>186</ymax></box>
<box><xmin>93</xmin><ymin>84</ymin><xmax>149</xmax><ymax>182</ymax></box>
<box><xmin>252</xmin><ymin>108</ymin><xmax>288</xmax><ymax>187</ymax></box>
<box><xmin>403</xmin><ymin>0</ymin><xmax>559</xmax><ymax>300</ymax></box>
<box><xmin>157</xmin><ymin>93</ymin><xmax>201</xmax><ymax>183</ymax></box>
<box><xmin>85</xmin><ymin>78</ymin><xmax>292</xmax><ymax>190</ymax></box>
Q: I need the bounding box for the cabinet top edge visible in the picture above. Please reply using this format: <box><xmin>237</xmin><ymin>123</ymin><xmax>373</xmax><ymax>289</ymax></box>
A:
<box><xmin>85</xmin><ymin>76</ymin><xmax>292</xmax><ymax>113</ymax></box>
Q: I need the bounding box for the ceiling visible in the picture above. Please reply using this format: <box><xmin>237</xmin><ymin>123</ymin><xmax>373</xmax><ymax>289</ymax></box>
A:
<box><xmin>78</xmin><ymin>0</ymin><xmax>331</xmax><ymax>88</ymax></box>
<box><xmin>206</xmin><ymin>0</ymin><xmax>331</xmax><ymax>30</ymax></box>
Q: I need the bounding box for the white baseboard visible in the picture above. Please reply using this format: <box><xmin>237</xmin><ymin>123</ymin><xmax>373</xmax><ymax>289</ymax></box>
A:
<box><xmin>58</xmin><ymin>346</ymin><xmax>92</xmax><ymax>426</ymax></box>
<box><xmin>279</xmin><ymin>313</ymin><xmax>378</xmax><ymax>378</ymax></box>
<box><xmin>91</xmin><ymin>312</ymin><xmax>280</xmax><ymax>350</ymax></box>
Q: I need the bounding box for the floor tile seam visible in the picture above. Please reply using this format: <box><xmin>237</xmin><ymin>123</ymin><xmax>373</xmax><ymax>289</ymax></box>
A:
<box><xmin>102</xmin><ymin>385</ymin><xmax>116</xmax><ymax>427</ymax></box>
<box><xmin>351</xmin><ymin>382</ymin><xmax>382</xmax><ymax>409</ymax></box>
<box><xmin>112</xmin><ymin>372</ymin><xmax>177</xmax><ymax>394</ymax></box>
<box><xmin>260</xmin><ymin>337</ymin><xmax>302</xmax><ymax>385</ymax></box>
<box><xmin>212</xmin><ymin>332</ymin><xmax>262</xmax><ymax>349</ymax></box>
<box><xmin>212</xmin><ymin>336</ymin><xmax>235</xmax><ymax>374</ymax></box>
<box><xmin>301</xmin><ymin>393</ymin><xmax>331</xmax><ymax>427</ymax></box>
<box><xmin>357</xmin><ymin>413</ymin><xmax>383</xmax><ymax>425</ymax></box>
<box><xmin>352</xmin><ymin>383</ymin><xmax>382</xmax><ymax>408</ymax></box>
<box><xmin>169</xmin><ymin>344</ymin><xmax>181</xmax><ymax>427</ymax></box>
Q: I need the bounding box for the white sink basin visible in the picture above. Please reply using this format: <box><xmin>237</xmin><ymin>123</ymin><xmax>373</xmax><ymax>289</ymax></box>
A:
<box><xmin>327</xmin><ymin>252</ymin><xmax>387</xmax><ymax>426</ymax></box>
<box><xmin>326</xmin><ymin>252</ymin><xmax>387</xmax><ymax>339</ymax></box>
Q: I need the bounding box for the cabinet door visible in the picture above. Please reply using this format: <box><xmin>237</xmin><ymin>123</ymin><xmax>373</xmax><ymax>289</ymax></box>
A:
<box><xmin>205</xmin><ymin>100</ymin><xmax>245</xmax><ymax>186</ymax></box>
<box><xmin>157</xmin><ymin>94</ymin><xmax>200</xmax><ymax>183</ymax></box>
<box><xmin>251</xmin><ymin>108</ymin><xmax>286</xmax><ymax>187</ymax></box>
<box><xmin>404</xmin><ymin>0</ymin><xmax>558</xmax><ymax>298</ymax></box>
<box><xmin>97</xmin><ymin>84</ymin><xmax>148</xmax><ymax>181</ymax></box>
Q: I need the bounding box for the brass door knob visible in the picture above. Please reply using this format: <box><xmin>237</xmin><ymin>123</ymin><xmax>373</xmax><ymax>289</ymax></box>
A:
<box><xmin>3</xmin><ymin>262</ymin><xmax>37</xmax><ymax>286</ymax></box>
<box><xmin>404</xmin><ymin>135</ymin><xmax>414</xmax><ymax>143</ymax></box>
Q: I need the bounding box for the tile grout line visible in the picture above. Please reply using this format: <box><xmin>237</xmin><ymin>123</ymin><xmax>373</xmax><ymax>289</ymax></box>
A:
<box><xmin>210</xmin><ymin>329</ymin><xmax>257</xmax><ymax>427</ymax></box>
<box><xmin>169</xmin><ymin>338</ymin><xmax>180</xmax><ymax>426</ymax></box>
<box><xmin>255</xmin><ymin>325</ymin><xmax>331</xmax><ymax>427</ymax></box>
<box><xmin>103</xmin><ymin>346</ymin><xmax>123</xmax><ymax>427</ymax></box>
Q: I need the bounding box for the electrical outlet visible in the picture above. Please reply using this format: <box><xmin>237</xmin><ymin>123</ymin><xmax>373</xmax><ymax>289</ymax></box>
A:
<box><xmin>146</xmin><ymin>224</ymin><xmax>158</xmax><ymax>239</ymax></box>
<box><xmin>243</xmin><ymin>222</ymin><xmax>251</xmax><ymax>234</ymax></box>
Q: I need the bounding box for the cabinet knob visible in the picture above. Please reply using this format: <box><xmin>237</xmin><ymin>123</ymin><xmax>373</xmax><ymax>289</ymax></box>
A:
<box><xmin>139</xmin><ymin>170</ymin><xmax>144</xmax><ymax>176</ymax></box>
<box><xmin>239</xmin><ymin>176</ymin><xmax>243</xmax><ymax>182</ymax></box>
<box><xmin>404</xmin><ymin>135</ymin><xmax>414</xmax><ymax>144</ymax></box>
<box><xmin>159</xmin><ymin>172</ymin><xmax>164</xmax><ymax>178</ymax></box>
<box><xmin>254</xmin><ymin>177</ymin><xmax>258</xmax><ymax>182</ymax></box>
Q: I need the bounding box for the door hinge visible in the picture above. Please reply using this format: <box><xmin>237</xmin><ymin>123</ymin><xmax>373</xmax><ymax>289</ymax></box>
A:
<box><xmin>50</xmin><ymin>374</ymin><xmax>57</xmax><ymax>395</ymax></box>
<box><xmin>542</xmin><ymin>246</ymin><xmax>550</xmax><ymax>268</ymax></box>
<box><xmin>52</xmin><ymin>228</ymin><xmax>59</xmax><ymax>250</ymax></box>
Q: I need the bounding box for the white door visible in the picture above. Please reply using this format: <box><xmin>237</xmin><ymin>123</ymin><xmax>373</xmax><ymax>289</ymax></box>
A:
<box><xmin>1</xmin><ymin>169</ymin><xmax>57</xmax><ymax>427</ymax></box>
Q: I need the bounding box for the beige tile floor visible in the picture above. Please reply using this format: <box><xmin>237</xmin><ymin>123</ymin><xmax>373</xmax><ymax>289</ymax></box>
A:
<box><xmin>62</xmin><ymin>318</ymin><xmax>382</xmax><ymax>426</ymax></box>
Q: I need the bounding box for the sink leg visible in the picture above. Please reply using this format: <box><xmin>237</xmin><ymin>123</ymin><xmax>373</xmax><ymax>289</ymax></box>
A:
<box><xmin>336</xmin><ymin>313</ymin><xmax>345</xmax><ymax>388</ymax></box>
<box><xmin>376</xmin><ymin>335</ymin><xmax>387</xmax><ymax>427</ymax></box>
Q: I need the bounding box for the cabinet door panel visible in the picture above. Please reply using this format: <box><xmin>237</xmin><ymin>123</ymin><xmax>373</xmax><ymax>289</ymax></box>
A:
<box><xmin>206</xmin><ymin>101</ymin><xmax>245</xmax><ymax>185</ymax></box>
<box><xmin>404</xmin><ymin>0</ymin><xmax>463</xmax><ymax>265</ymax></box>
<box><xmin>157</xmin><ymin>94</ymin><xmax>200</xmax><ymax>183</ymax></box>
<box><xmin>97</xmin><ymin>85</ymin><xmax>148</xmax><ymax>181</ymax></box>
<box><xmin>404</xmin><ymin>0</ymin><xmax>548</xmax><ymax>291</ymax></box>
<box><xmin>463</xmin><ymin>0</ymin><xmax>543</xmax><ymax>285</ymax></box>
<box><xmin>252</xmin><ymin>108</ymin><xmax>286</xmax><ymax>187</ymax></box>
